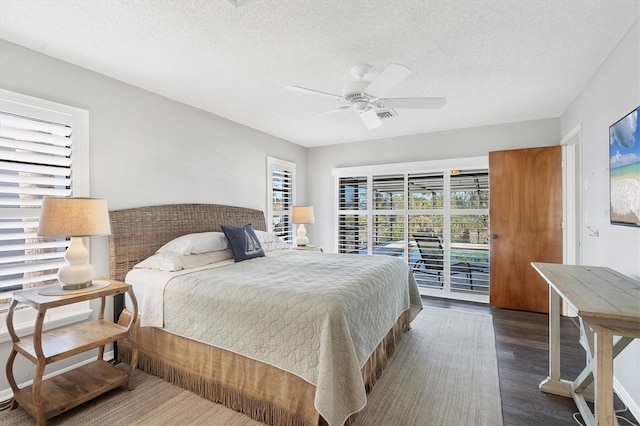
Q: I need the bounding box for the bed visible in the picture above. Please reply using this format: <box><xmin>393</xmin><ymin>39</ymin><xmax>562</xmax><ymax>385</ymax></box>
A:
<box><xmin>109</xmin><ymin>203</ymin><xmax>422</xmax><ymax>426</ymax></box>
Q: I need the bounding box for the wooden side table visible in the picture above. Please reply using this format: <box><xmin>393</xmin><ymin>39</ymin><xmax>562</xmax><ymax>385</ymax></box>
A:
<box><xmin>5</xmin><ymin>279</ymin><xmax>138</xmax><ymax>425</ymax></box>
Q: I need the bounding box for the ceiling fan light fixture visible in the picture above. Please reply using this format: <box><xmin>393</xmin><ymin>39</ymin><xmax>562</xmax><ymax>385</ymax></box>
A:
<box><xmin>353</xmin><ymin>101</ymin><xmax>369</xmax><ymax>113</ymax></box>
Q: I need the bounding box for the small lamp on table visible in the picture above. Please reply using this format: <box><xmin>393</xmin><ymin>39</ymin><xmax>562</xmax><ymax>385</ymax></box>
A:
<box><xmin>37</xmin><ymin>197</ymin><xmax>111</xmax><ymax>290</ymax></box>
<box><xmin>291</xmin><ymin>205</ymin><xmax>315</xmax><ymax>247</ymax></box>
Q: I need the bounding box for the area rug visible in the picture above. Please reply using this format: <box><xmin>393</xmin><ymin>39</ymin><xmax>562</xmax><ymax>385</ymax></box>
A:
<box><xmin>352</xmin><ymin>306</ymin><xmax>503</xmax><ymax>426</ymax></box>
<box><xmin>1</xmin><ymin>307</ymin><xmax>502</xmax><ymax>426</ymax></box>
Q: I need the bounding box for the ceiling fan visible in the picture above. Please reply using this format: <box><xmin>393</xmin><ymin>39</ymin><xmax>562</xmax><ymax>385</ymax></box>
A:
<box><xmin>286</xmin><ymin>63</ymin><xmax>446</xmax><ymax>129</ymax></box>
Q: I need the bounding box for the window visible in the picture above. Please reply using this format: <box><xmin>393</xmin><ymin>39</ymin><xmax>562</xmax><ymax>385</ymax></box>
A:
<box><xmin>338</xmin><ymin>176</ymin><xmax>367</xmax><ymax>253</ymax></box>
<box><xmin>334</xmin><ymin>157</ymin><xmax>490</xmax><ymax>303</ymax></box>
<box><xmin>267</xmin><ymin>157</ymin><xmax>295</xmax><ymax>243</ymax></box>
<box><xmin>0</xmin><ymin>90</ymin><xmax>89</xmax><ymax>306</ymax></box>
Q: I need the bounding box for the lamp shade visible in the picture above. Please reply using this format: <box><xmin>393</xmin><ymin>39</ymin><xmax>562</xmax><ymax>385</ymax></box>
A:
<box><xmin>38</xmin><ymin>197</ymin><xmax>111</xmax><ymax>237</ymax></box>
<box><xmin>291</xmin><ymin>206</ymin><xmax>315</xmax><ymax>224</ymax></box>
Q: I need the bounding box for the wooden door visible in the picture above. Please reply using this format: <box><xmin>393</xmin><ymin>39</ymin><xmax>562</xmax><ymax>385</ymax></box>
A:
<box><xmin>489</xmin><ymin>146</ymin><xmax>563</xmax><ymax>313</ymax></box>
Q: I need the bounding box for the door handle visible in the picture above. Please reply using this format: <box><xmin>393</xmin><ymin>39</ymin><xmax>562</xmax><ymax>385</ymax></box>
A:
<box><xmin>491</xmin><ymin>234</ymin><xmax>498</xmax><ymax>239</ymax></box>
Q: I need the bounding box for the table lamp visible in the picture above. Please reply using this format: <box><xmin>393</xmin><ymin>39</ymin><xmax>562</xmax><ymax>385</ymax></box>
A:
<box><xmin>37</xmin><ymin>197</ymin><xmax>111</xmax><ymax>290</ymax></box>
<box><xmin>291</xmin><ymin>205</ymin><xmax>314</xmax><ymax>246</ymax></box>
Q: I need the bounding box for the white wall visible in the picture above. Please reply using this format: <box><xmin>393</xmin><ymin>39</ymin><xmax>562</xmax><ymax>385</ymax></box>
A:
<box><xmin>560</xmin><ymin>21</ymin><xmax>640</xmax><ymax>415</ymax></box>
<box><xmin>0</xmin><ymin>39</ymin><xmax>307</xmax><ymax>393</ymax></box>
<box><xmin>307</xmin><ymin>118</ymin><xmax>561</xmax><ymax>252</ymax></box>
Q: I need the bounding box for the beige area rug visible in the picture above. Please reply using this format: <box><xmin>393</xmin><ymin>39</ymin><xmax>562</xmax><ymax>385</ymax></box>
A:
<box><xmin>1</xmin><ymin>307</ymin><xmax>502</xmax><ymax>426</ymax></box>
<box><xmin>352</xmin><ymin>307</ymin><xmax>503</xmax><ymax>426</ymax></box>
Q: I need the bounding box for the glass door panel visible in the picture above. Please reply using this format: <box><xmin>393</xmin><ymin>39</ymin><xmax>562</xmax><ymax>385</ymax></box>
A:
<box><xmin>372</xmin><ymin>214</ymin><xmax>406</xmax><ymax>257</ymax></box>
<box><xmin>409</xmin><ymin>215</ymin><xmax>444</xmax><ymax>290</ymax></box>
<box><xmin>449</xmin><ymin>168</ymin><xmax>490</xmax><ymax>295</ymax></box>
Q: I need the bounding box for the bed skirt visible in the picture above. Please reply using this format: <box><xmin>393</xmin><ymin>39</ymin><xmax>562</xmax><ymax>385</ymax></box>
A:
<box><xmin>117</xmin><ymin>309</ymin><xmax>411</xmax><ymax>426</ymax></box>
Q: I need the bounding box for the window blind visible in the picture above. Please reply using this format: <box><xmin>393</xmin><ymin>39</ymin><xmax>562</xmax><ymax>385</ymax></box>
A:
<box><xmin>0</xmin><ymin>109</ymin><xmax>74</xmax><ymax>298</ymax></box>
<box><xmin>449</xmin><ymin>169</ymin><xmax>490</xmax><ymax>293</ymax></box>
<box><xmin>406</xmin><ymin>172</ymin><xmax>446</xmax><ymax>279</ymax></box>
<box><xmin>267</xmin><ymin>158</ymin><xmax>295</xmax><ymax>243</ymax></box>
<box><xmin>338</xmin><ymin>176</ymin><xmax>368</xmax><ymax>254</ymax></box>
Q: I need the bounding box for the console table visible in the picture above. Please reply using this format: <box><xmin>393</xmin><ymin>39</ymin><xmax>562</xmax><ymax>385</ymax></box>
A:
<box><xmin>531</xmin><ymin>263</ymin><xmax>640</xmax><ymax>426</ymax></box>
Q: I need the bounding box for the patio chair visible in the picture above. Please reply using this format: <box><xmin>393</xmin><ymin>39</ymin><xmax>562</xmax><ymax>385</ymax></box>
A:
<box><xmin>413</xmin><ymin>234</ymin><xmax>475</xmax><ymax>289</ymax></box>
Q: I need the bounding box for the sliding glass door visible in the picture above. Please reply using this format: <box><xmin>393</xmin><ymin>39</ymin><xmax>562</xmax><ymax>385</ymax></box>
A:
<box><xmin>336</xmin><ymin>160</ymin><xmax>489</xmax><ymax>303</ymax></box>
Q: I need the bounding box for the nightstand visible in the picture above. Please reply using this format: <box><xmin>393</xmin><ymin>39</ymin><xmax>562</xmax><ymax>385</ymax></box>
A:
<box><xmin>5</xmin><ymin>279</ymin><xmax>138</xmax><ymax>425</ymax></box>
<box><xmin>294</xmin><ymin>245</ymin><xmax>323</xmax><ymax>252</ymax></box>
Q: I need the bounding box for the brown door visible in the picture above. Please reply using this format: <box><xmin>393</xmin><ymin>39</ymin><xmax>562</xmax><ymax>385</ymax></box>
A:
<box><xmin>489</xmin><ymin>146</ymin><xmax>563</xmax><ymax>313</ymax></box>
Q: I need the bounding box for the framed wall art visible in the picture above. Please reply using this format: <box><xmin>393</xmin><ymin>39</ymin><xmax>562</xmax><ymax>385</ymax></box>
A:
<box><xmin>609</xmin><ymin>106</ymin><xmax>640</xmax><ymax>227</ymax></box>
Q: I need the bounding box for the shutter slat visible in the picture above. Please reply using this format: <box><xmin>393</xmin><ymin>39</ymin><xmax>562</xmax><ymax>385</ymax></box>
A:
<box><xmin>1</xmin><ymin>273</ymin><xmax>59</xmax><ymax>287</ymax></box>
<box><xmin>0</xmin><ymin>231</ymin><xmax>39</xmax><ymax>240</ymax></box>
<box><xmin>0</xmin><ymin>185</ymin><xmax>72</xmax><ymax>197</ymax></box>
<box><xmin>1</xmin><ymin>240</ymin><xmax>70</xmax><ymax>252</ymax></box>
<box><xmin>0</xmin><ymin>199</ymin><xmax>47</xmax><ymax>208</ymax></box>
<box><xmin>0</xmin><ymin>219</ymin><xmax>38</xmax><ymax>229</ymax></box>
<box><xmin>1</xmin><ymin>150</ymin><xmax>72</xmax><ymax>167</ymax></box>
<box><xmin>0</xmin><ymin>160</ymin><xmax>72</xmax><ymax>177</ymax></box>
<box><xmin>1</xmin><ymin>251</ymin><xmax>66</xmax><ymax>264</ymax></box>
<box><xmin>0</xmin><ymin>173</ymin><xmax>71</xmax><ymax>187</ymax></box>
<box><xmin>0</xmin><ymin>207</ymin><xmax>42</xmax><ymax>218</ymax></box>
<box><xmin>1</xmin><ymin>137</ymin><xmax>72</xmax><ymax>156</ymax></box>
<box><xmin>0</xmin><ymin>112</ymin><xmax>72</xmax><ymax>136</ymax></box>
<box><xmin>0</xmin><ymin>127</ymin><xmax>71</xmax><ymax>147</ymax></box>
<box><xmin>0</xmin><ymin>260</ymin><xmax>67</xmax><ymax>276</ymax></box>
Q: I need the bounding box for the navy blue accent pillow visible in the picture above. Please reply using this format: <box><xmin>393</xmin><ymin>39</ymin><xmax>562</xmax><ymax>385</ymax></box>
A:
<box><xmin>221</xmin><ymin>224</ymin><xmax>265</xmax><ymax>262</ymax></box>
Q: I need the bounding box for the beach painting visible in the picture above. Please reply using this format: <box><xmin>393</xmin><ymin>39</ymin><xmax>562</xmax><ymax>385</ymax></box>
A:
<box><xmin>609</xmin><ymin>106</ymin><xmax>640</xmax><ymax>227</ymax></box>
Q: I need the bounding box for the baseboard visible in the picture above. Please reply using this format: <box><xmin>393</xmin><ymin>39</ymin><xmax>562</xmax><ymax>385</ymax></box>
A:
<box><xmin>0</xmin><ymin>350</ymin><xmax>114</xmax><ymax>403</ymax></box>
<box><xmin>615</xmin><ymin>377</ymin><xmax>640</xmax><ymax>423</ymax></box>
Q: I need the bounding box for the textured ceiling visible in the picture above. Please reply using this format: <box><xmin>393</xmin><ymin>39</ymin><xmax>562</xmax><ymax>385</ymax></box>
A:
<box><xmin>0</xmin><ymin>0</ymin><xmax>638</xmax><ymax>147</ymax></box>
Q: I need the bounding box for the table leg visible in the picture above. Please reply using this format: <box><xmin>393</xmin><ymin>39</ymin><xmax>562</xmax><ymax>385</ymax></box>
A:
<box><xmin>540</xmin><ymin>288</ymin><xmax>572</xmax><ymax>396</ymax></box>
<box><xmin>594</xmin><ymin>331</ymin><xmax>617</xmax><ymax>426</ymax></box>
<box><xmin>5</xmin><ymin>350</ymin><xmax>19</xmax><ymax>410</ymax></box>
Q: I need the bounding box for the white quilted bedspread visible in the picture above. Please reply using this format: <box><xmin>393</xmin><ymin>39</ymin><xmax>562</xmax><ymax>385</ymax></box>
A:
<box><xmin>137</xmin><ymin>251</ymin><xmax>422</xmax><ymax>426</ymax></box>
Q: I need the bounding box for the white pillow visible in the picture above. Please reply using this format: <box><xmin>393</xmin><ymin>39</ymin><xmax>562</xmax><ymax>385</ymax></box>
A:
<box><xmin>134</xmin><ymin>250</ymin><xmax>233</xmax><ymax>271</ymax></box>
<box><xmin>157</xmin><ymin>232</ymin><xmax>229</xmax><ymax>255</ymax></box>
<box><xmin>254</xmin><ymin>230</ymin><xmax>292</xmax><ymax>252</ymax></box>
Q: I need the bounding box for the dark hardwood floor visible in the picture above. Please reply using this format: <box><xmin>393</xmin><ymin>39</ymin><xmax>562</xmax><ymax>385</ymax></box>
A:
<box><xmin>421</xmin><ymin>296</ymin><xmax>638</xmax><ymax>426</ymax></box>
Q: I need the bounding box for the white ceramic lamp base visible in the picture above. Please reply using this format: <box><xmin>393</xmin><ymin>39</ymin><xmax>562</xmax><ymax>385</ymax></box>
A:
<box><xmin>57</xmin><ymin>237</ymin><xmax>95</xmax><ymax>290</ymax></box>
<box><xmin>295</xmin><ymin>224</ymin><xmax>309</xmax><ymax>247</ymax></box>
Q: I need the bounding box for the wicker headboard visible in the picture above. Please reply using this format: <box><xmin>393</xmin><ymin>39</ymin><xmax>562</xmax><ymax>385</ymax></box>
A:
<box><xmin>108</xmin><ymin>203</ymin><xmax>267</xmax><ymax>282</ymax></box>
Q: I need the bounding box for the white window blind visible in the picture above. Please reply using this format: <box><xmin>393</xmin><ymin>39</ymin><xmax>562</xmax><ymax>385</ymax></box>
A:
<box><xmin>338</xmin><ymin>176</ymin><xmax>368</xmax><ymax>254</ymax></box>
<box><xmin>267</xmin><ymin>157</ymin><xmax>295</xmax><ymax>243</ymax></box>
<box><xmin>0</xmin><ymin>91</ymin><xmax>88</xmax><ymax>303</ymax></box>
<box><xmin>448</xmin><ymin>169</ymin><xmax>490</xmax><ymax>293</ymax></box>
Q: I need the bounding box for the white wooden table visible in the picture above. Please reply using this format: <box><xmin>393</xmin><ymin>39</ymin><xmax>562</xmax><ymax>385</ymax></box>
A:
<box><xmin>531</xmin><ymin>263</ymin><xmax>640</xmax><ymax>426</ymax></box>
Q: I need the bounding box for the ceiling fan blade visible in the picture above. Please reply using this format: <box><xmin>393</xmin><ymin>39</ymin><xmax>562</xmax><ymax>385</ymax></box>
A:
<box><xmin>359</xmin><ymin>109</ymin><xmax>382</xmax><ymax>129</ymax></box>
<box><xmin>307</xmin><ymin>105</ymin><xmax>351</xmax><ymax>119</ymax></box>
<box><xmin>379</xmin><ymin>97</ymin><xmax>446</xmax><ymax>109</ymax></box>
<box><xmin>364</xmin><ymin>64</ymin><xmax>412</xmax><ymax>97</ymax></box>
<box><xmin>286</xmin><ymin>85</ymin><xmax>345</xmax><ymax>101</ymax></box>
